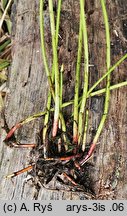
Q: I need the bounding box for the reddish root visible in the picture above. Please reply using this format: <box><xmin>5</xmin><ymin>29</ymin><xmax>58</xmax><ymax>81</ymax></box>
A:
<box><xmin>59</xmin><ymin>153</ymin><xmax>81</xmax><ymax>161</ymax></box>
<box><xmin>80</xmin><ymin>143</ymin><xmax>96</xmax><ymax>166</ymax></box>
<box><xmin>11</xmin><ymin>143</ymin><xmax>36</xmax><ymax>148</ymax></box>
<box><xmin>63</xmin><ymin>172</ymin><xmax>78</xmax><ymax>186</ymax></box>
<box><xmin>6</xmin><ymin>164</ymin><xmax>34</xmax><ymax>178</ymax></box>
<box><xmin>45</xmin><ymin>153</ymin><xmax>82</xmax><ymax>161</ymax></box>
<box><xmin>4</xmin><ymin>123</ymin><xmax>22</xmax><ymax>141</ymax></box>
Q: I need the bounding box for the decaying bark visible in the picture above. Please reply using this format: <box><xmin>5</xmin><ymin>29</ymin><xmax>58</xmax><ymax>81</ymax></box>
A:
<box><xmin>0</xmin><ymin>0</ymin><xmax>127</xmax><ymax>199</ymax></box>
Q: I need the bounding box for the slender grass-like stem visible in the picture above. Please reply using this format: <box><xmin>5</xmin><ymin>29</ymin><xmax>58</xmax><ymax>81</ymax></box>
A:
<box><xmin>60</xmin><ymin>64</ymin><xmax>63</xmax><ymax>109</ymax></box>
<box><xmin>55</xmin><ymin>3</ymin><xmax>67</xmax><ymax>147</ymax></box>
<box><xmin>40</xmin><ymin>0</ymin><xmax>54</xmax><ymax>98</ymax></box>
<box><xmin>48</xmin><ymin>0</ymin><xmax>60</xmax><ymax>137</ymax></box>
<box><xmin>58</xmin><ymin>64</ymin><xmax>63</xmax><ymax>152</ymax></box>
<box><xmin>80</xmin><ymin>0</ymin><xmax>111</xmax><ymax>164</ymax></box>
<box><xmin>63</xmin><ymin>80</ymin><xmax>127</xmax><ymax>108</ymax></box>
<box><xmin>21</xmin><ymin>111</ymin><xmax>46</xmax><ymax>125</ymax></box>
<box><xmin>88</xmin><ymin>81</ymin><xmax>127</xmax><ymax>97</ymax></box>
<box><xmin>40</xmin><ymin>0</ymin><xmax>53</xmax><ymax>158</ymax></box>
<box><xmin>42</xmin><ymin>0</ymin><xmax>62</xmax><ymax>156</ymax></box>
<box><xmin>82</xmin><ymin>109</ymin><xmax>89</xmax><ymax>151</ymax></box>
<box><xmin>59</xmin><ymin>67</ymin><xmax>67</xmax><ymax>149</ymax></box>
<box><xmin>0</xmin><ymin>0</ymin><xmax>13</xmax><ymax>32</ymax></box>
<box><xmin>42</xmin><ymin>92</ymin><xmax>52</xmax><ymax>158</ymax></box>
<box><xmin>73</xmin><ymin>14</ymin><xmax>83</xmax><ymax>144</ymax></box>
<box><xmin>59</xmin><ymin>64</ymin><xmax>67</xmax><ymax>148</ymax></box>
<box><xmin>62</xmin><ymin>80</ymin><xmax>127</xmax><ymax>112</ymax></box>
<box><xmin>92</xmin><ymin>0</ymin><xmax>110</xmax><ymax>144</ymax></box>
<box><xmin>88</xmin><ymin>53</ymin><xmax>127</xmax><ymax>95</ymax></box>
<box><xmin>50</xmin><ymin>0</ymin><xmax>62</xmax><ymax>85</ymax></box>
<box><xmin>56</xmin><ymin>0</ymin><xmax>62</xmax><ymax>47</ymax></box>
<box><xmin>78</xmin><ymin>0</ymin><xmax>89</xmax><ymax>145</ymax></box>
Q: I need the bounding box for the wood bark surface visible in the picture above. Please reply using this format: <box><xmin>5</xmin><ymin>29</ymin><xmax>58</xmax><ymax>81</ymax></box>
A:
<box><xmin>0</xmin><ymin>0</ymin><xmax>127</xmax><ymax>200</ymax></box>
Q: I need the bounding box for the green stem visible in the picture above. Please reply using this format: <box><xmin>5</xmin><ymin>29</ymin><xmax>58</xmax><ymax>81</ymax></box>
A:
<box><xmin>58</xmin><ymin>64</ymin><xmax>63</xmax><ymax>151</ymax></box>
<box><xmin>59</xmin><ymin>66</ymin><xmax>67</xmax><ymax>146</ymax></box>
<box><xmin>42</xmin><ymin>92</ymin><xmax>51</xmax><ymax>158</ymax></box>
<box><xmin>21</xmin><ymin>111</ymin><xmax>46</xmax><ymax>125</ymax></box>
<box><xmin>0</xmin><ymin>0</ymin><xmax>13</xmax><ymax>31</ymax></box>
<box><xmin>82</xmin><ymin>109</ymin><xmax>89</xmax><ymax>151</ymax></box>
<box><xmin>65</xmin><ymin>80</ymin><xmax>127</xmax><ymax>117</ymax></box>
<box><xmin>55</xmin><ymin>2</ymin><xmax>67</xmax><ymax>144</ymax></box>
<box><xmin>40</xmin><ymin>0</ymin><xmax>53</xmax><ymax>158</ymax></box>
<box><xmin>56</xmin><ymin>0</ymin><xmax>62</xmax><ymax>47</ymax></box>
<box><xmin>40</xmin><ymin>0</ymin><xmax>54</xmax><ymax>98</ymax></box>
<box><xmin>60</xmin><ymin>64</ymin><xmax>63</xmax><ymax>109</ymax></box>
<box><xmin>78</xmin><ymin>0</ymin><xmax>89</xmax><ymax>144</ymax></box>
<box><xmin>88</xmin><ymin>53</ymin><xmax>127</xmax><ymax>95</ymax></box>
<box><xmin>79</xmin><ymin>0</ymin><xmax>112</xmax><ymax>165</ymax></box>
<box><xmin>92</xmin><ymin>0</ymin><xmax>111</xmax><ymax>145</ymax></box>
<box><xmin>73</xmin><ymin>13</ymin><xmax>83</xmax><ymax>143</ymax></box>
<box><xmin>64</xmin><ymin>80</ymin><xmax>127</xmax><ymax>108</ymax></box>
<box><xmin>42</xmin><ymin>0</ymin><xmax>62</xmax><ymax>156</ymax></box>
<box><xmin>88</xmin><ymin>81</ymin><xmax>127</xmax><ymax>97</ymax></box>
<box><xmin>48</xmin><ymin>0</ymin><xmax>60</xmax><ymax>137</ymax></box>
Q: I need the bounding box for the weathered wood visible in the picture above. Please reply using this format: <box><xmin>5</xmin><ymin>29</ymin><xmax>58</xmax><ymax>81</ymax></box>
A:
<box><xmin>0</xmin><ymin>0</ymin><xmax>127</xmax><ymax>199</ymax></box>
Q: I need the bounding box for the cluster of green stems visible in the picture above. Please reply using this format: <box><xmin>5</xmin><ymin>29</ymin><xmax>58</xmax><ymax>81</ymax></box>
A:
<box><xmin>4</xmin><ymin>0</ymin><xmax>127</xmax><ymax>180</ymax></box>
<box><xmin>28</xmin><ymin>0</ymin><xmax>127</xmax><ymax>159</ymax></box>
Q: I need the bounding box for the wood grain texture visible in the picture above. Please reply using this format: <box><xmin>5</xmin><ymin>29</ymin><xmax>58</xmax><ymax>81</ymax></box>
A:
<box><xmin>0</xmin><ymin>0</ymin><xmax>127</xmax><ymax>199</ymax></box>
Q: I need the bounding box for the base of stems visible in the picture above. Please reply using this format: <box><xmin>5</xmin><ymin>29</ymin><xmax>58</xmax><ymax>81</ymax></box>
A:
<box><xmin>73</xmin><ymin>135</ymin><xmax>78</xmax><ymax>144</ymax></box>
<box><xmin>52</xmin><ymin>119</ymin><xmax>58</xmax><ymax>137</ymax></box>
